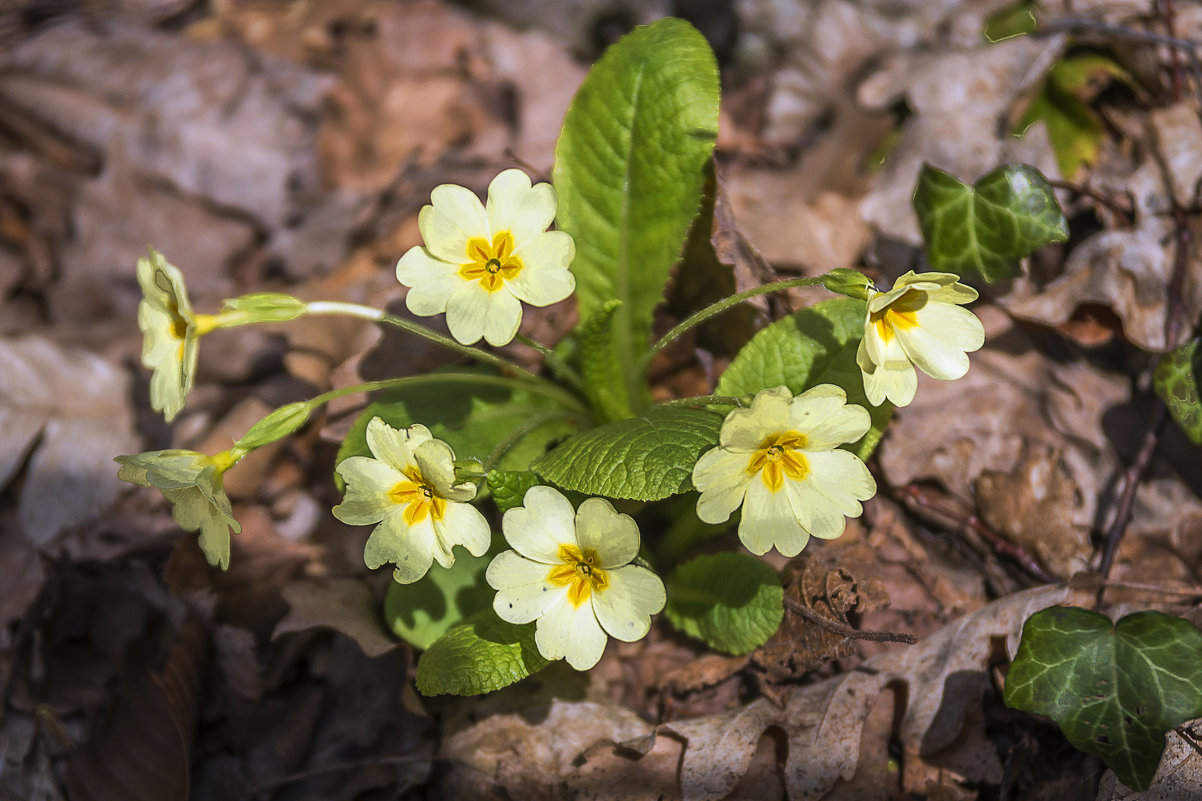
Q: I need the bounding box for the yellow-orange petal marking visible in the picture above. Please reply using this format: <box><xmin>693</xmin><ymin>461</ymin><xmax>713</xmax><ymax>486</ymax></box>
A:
<box><xmin>459</xmin><ymin>231</ymin><xmax>523</xmax><ymax>293</ymax></box>
<box><xmin>745</xmin><ymin>431</ymin><xmax>810</xmax><ymax>492</ymax></box>
<box><xmin>547</xmin><ymin>543</ymin><xmax>610</xmax><ymax>608</ymax></box>
<box><xmin>869</xmin><ymin>289</ymin><xmax>923</xmax><ymax>344</ymax></box>
<box><xmin>387</xmin><ymin>469</ymin><xmax>447</xmax><ymax>525</ymax></box>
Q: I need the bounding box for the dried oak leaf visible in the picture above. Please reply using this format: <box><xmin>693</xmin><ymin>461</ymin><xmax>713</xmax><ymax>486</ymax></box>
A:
<box><xmin>273</xmin><ymin>577</ymin><xmax>400</xmax><ymax>659</ymax></box>
<box><xmin>438</xmin><ymin>584</ymin><xmax>1089</xmax><ymax>801</ymax></box>
<box><xmin>0</xmin><ymin>336</ymin><xmax>139</xmax><ymax>547</ymax></box>
<box><xmin>1096</xmin><ymin>720</ymin><xmax>1202</xmax><ymax>800</ymax></box>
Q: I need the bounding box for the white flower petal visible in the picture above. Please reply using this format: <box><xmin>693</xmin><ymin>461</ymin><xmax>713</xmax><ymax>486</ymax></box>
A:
<box><xmin>487</xmin><ymin>170</ymin><xmax>557</xmax><ymax>242</ymax></box>
<box><xmin>397</xmin><ymin>247</ymin><xmax>460</xmax><ymax>316</ymax></box>
<box><xmin>792</xmin><ymin>395</ymin><xmax>871</xmax><ymax>450</ymax></box>
<box><xmin>592</xmin><ymin>564</ymin><xmax>664</xmax><ymax>642</ymax></box>
<box><xmin>799</xmin><ymin>449</ymin><xmax>875</xmax><ymax>519</ymax></box>
<box><xmin>413</xmin><ymin>438</ymin><xmax>458</xmax><ymax>494</ymax></box>
<box><xmin>507</xmin><ymin>232</ymin><xmax>576</xmax><ymax>306</ymax></box>
<box><xmin>388</xmin><ymin>517</ymin><xmax>439</xmax><ymax>583</ymax></box>
<box><xmin>419</xmin><ymin>184</ymin><xmax>490</xmax><ymax>264</ymax></box>
<box><xmin>365</xmin><ymin>418</ymin><xmax>424</xmax><ymax>473</ymax></box>
<box><xmin>719</xmin><ymin>387</ymin><xmax>792</xmax><ymax>450</ymax></box>
<box><xmin>740</xmin><ymin>478</ymin><xmax>810</xmax><ymax>557</ymax></box>
<box><xmin>868</xmin><ymin>359</ymin><xmax>917</xmax><ymax>406</ymax></box>
<box><xmin>692</xmin><ymin>447</ymin><xmax>752</xmax><ymax>524</ymax></box>
<box><xmin>574</xmin><ymin>497</ymin><xmax>639</xmax><ymax>568</ymax></box>
<box><xmin>487</xmin><ymin>550</ymin><xmax>568</xmax><ymax>624</ymax></box>
<box><xmin>333</xmin><ymin>457</ymin><xmax>404</xmax><ymax>525</ymax></box>
<box><xmin>502</xmin><ymin>485</ymin><xmax>579</xmax><ymax>563</ymax></box>
<box><xmin>445</xmin><ymin>283</ymin><xmax>521</xmax><ymax>346</ymax></box>
<box><xmin>362</xmin><ymin>512</ymin><xmax>405</xmax><ymax>569</ymax></box>
<box><xmin>894</xmin><ymin>303</ymin><xmax>981</xmax><ymax>380</ymax></box>
<box><xmin>434</xmin><ymin>500</ymin><xmax>491</xmax><ymax>558</ymax></box>
<box><xmin>535</xmin><ymin>598</ymin><xmax>608</xmax><ymax>670</ymax></box>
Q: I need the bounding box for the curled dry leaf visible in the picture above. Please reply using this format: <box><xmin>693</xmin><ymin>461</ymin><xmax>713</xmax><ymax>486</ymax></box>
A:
<box><xmin>438</xmin><ymin>584</ymin><xmax>1089</xmax><ymax>800</ymax></box>
<box><xmin>0</xmin><ymin>336</ymin><xmax>139</xmax><ymax>547</ymax></box>
<box><xmin>1095</xmin><ymin>721</ymin><xmax>1202</xmax><ymax>800</ymax></box>
<box><xmin>273</xmin><ymin>578</ymin><xmax>400</xmax><ymax>659</ymax></box>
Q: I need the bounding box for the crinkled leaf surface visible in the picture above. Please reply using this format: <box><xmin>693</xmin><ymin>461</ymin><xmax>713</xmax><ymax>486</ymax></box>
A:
<box><xmin>531</xmin><ymin>406</ymin><xmax>722</xmax><ymax>501</ymax></box>
<box><xmin>717</xmin><ymin>297</ymin><xmax>889</xmax><ymax>459</ymax></box>
<box><xmin>415</xmin><ymin>609</ymin><xmax>548</xmax><ymax>697</ymax></box>
<box><xmin>0</xmin><ymin>336</ymin><xmax>140</xmax><ymax>546</ymax></box>
<box><xmin>1154</xmin><ymin>340</ymin><xmax>1202</xmax><ymax>444</ymax></box>
<box><xmin>576</xmin><ymin>300</ymin><xmax>630</xmax><ymax>422</ymax></box>
<box><xmin>486</xmin><ymin>470</ymin><xmax>543</xmax><ymax>514</ymax></box>
<box><xmin>913</xmin><ymin>163</ymin><xmax>1068</xmax><ymax>282</ymax></box>
<box><xmin>665</xmin><ymin>553</ymin><xmax>783</xmax><ymax>655</ymax></box>
<box><xmin>384</xmin><ymin>552</ymin><xmax>493</xmax><ymax>651</ymax></box>
<box><xmin>554</xmin><ymin>17</ymin><xmax>719</xmax><ymax>409</ymax></box>
<box><xmin>334</xmin><ymin>372</ymin><xmax>577</xmax><ymax>489</ymax></box>
<box><xmin>1004</xmin><ymin>606</ymin><xmax>1202</xmax><ymax>790</ymax></box>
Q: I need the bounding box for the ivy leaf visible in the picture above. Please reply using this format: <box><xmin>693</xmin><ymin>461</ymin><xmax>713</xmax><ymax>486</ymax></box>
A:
<box><xmin>554</xmin><ymin>17</ymin><xmax>719</xmax><ymax>411</ymax></box>
<box><xmin>334</xmin><ymin>372</ymin><xmax>576</xmax><ymax>489</ymax></box>
<box><xmin>486</xmin><ymin>470</ymin><xmax>543</xmax><ymax>514</ymax></box>
<box><xmin>415</xmin><ymin>608</ymin><xmax>549</xmax><ymax>696</ymax></box>
<box><xmin>717</xmin><ymin>297</ymin><xmax>890</xmax><ymax>459</ymax></box>
<box><xmin>913</xmin><ymin>163</ymin><xmax>1068</xmax><ymax>282</ymax></box>
<box><xmin>665</xmin><ymin>553</ymin><xmax>783</xmax><ymax>655</ymax></box>
<box><xmin>383</xmin><ymin>552</ymin><xmax>494</xmax><ymax>651</ymax></box>
<box><xmin>1154</xmin><ymin>340</ymin><xmax>1202</xmax><ymax>444</ymax></box>
<box><xmin>576</xmin><ymin>301</ymin><xmax>631</xmax><ymax>422</ymax></box>
<box><xmin>1003</xmin><ymin>606</ymin><xmax>1202</xmax><ymax>790</ymax></box>
<box><xmin>531</xmin><ymin>406</ymin><xmax>722</xmax><ymax>501</ymax></box>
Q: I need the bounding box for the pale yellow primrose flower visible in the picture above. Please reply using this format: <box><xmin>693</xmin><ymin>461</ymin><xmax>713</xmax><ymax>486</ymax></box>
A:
<box><xmin>855</xmin><ymin>271</ymin><xmax>985</xmax><ymax>407</ymax></box>
<box><xmin>115</xmin><ymin>449</ymin><xmax>243</xmax><ymax>569</ymax></box>
<box><xmin>333</xmin><ymin>418</ymin><xmax>490</xmax><ymax>584</ymax></box>
<box><xmin>487</xmin><ymin>486</ymin><xmax>666</xmax><ymax>671</ymax></box>
<box><xmin>692</xmin><ymin>385</ymin><xmax>876</xmax><ymax>558</ymax></box>
<box><xmin>136</xmin><ymin>249</ymin><xmax>205</xmax><ymax>422</ymax></box>
<box><xmin>396</xmin><ymin>169</ymin><xmax>576</xmax><ymax>347</ymax></box>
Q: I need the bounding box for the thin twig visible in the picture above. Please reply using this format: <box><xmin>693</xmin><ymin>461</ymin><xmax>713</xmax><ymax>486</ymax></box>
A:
<box><xmin>783</xmin><ymin>597</ymin><xmax>917</xmax><ymax>645</ymax></box>
<box><xmin>1097</xmin><ymin>404</ymin><xmax>1168</xmax><ymax>583</ymax></box>
<box><xmin>897</xmin><ymin>484</ymin><xmax>1059</xmax><ymax>584</ymax></box>
<box><xmin>1046</xmin><ymin>179</ymin><xmax>1132</xmax><ymax>227</ymax></box>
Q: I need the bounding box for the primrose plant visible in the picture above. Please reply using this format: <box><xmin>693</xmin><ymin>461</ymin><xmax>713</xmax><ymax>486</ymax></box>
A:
<box><xmin>116</xmin><ymin>18</ymin><xmax>1065</xmax><ymax>695</ymax></box>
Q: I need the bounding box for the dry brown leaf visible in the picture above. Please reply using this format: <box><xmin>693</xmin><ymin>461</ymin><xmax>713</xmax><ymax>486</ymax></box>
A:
<box><xmin>273</xmin><ymin>578</ymin><xmax>399</xmax><ymax>659</ymax></box>
<box><xmin>1096</xmin><ymin>721</ymin><xmax>1202</xmax><ymax>800</ymax></box>
<box><xmin>63</xmin><ymin>617</ymin><xmax>209</xmax><ymax>801</ymax></box>
<box><xmin>0</xmin><ymin>336</ymin><xmax>139</xmax><ymax>547</ymax></box>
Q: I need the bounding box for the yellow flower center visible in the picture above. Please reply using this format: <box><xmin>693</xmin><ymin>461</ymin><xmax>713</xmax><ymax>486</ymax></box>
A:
<box><xmin>869</xmin><ymin>289</ymin><xmax>924</xmax><ymax>343</ymax></box>
<box><xmin>546</xmin><ymin>544</ymin><xmax>609</xmax><ymax>608</ymax></box>
<box><xmin>460</xmin><ymin>231</ymin><xmax>523</xmax><ymax>293</ymax></box>
<box><xmin>387</xmin><ymin>468</ymin><xmax>447</xmax><ymax>525</ymax></box>
<box><xmin>746</xmin><ymin>431</ymin><xmax>809</xmax><ymax>492</ymax></box>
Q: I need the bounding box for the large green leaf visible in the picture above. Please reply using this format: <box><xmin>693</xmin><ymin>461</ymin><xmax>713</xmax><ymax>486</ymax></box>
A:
<box><xmin>531</xmin><ymin>406</ymin><xmax>722</xmax><ymax>501</ymax></box>
<box><xmin>486</xmin><ymin>469</ymin><xmax>543</xmax><ymax>514</ymax></box>
<box><xmin>913</xmin><ymin>163</ymin><xmax>1068</xmax><ymax>282</ymax></box>
<box><xmin>576</xmin><ymin>300</ymin><xmax>631</xmax><ymax>422</ymax></box>
<box><xmin>1004</xmin><ymin>606</ymin><xmax>1202</xmax><ymax>790</ymax></box>
<box><xmin>554</xmin><ymin>17</ymin><xmax>719</xmax><ymax>411</ymax></box>
<box><xmin>1154</xmin><ymin>339</ymin><xmax>1202</xmax><ymax>444</ymax></box>
<box><xmin>334</xmin><ymin>372</ymin><xmax>577</xmax><ymax>489</ymax></box>
<box><xmin>717</xmin><ymin>297</ymin><xmax>890</xmax><ymax>459</ymax></box>
<box><xmin>383</xmin><ymin>552</ymin><xmax>494</xmax><ymax>651</ymax></box>
<box><xmin>665</xmin><ymin>553</ymin><xmax>783</xmax><ymax>655</ymax></box>
<box><xmin>415</xmin><ymin>608</ymin><xmax>549</xmax><ymax>696</ymax></box>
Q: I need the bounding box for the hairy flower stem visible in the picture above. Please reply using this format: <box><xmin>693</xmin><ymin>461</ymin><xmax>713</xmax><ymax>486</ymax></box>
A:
<box><xmin>305</xmin><ymin>372</ymin><xmax>590</xmax><ymax>416</ymax></box>
<box><xmin>515</xmin><ymin>332</ymin><xmax>586</xmax><ymax>394</ymax></box>
<box><xmin>639</xmin><ymin>276</ymin><xmax>827</xmax><ymax>373</ymax></box>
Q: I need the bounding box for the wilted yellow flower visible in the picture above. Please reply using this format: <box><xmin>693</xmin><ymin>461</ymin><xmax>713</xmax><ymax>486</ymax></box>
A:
<box><xmin>115</xmin><ymin>448</ymin><xmax>243</xmax><ymax>569</ymax></box>
<box><xmin>692</xmin><ymin>385</ymin><xmax>875</xmax><ymax>557</ymax></box>
<box><xmin>396</xmin><ymin>169</ymin><xmax>576</xmax><ymax>346</ymax></box>
<box><xmin>136</xmin><ymin>249</ymin><xmax>204</xmax><ymax>422</ymax></box>
<box><xmin>333</xmin><ymin>418</ymin><xmax>490</xmax><ymax>583</ymax></box>
<box><xmin>487</xmin><ymin>486</ymin><xmax>665</xmax><ymax>671</ymax></box>
<box><xmin>856</xmin><ymin>271</ymin><xmax>985</xmax><ymax>407</ymax></box>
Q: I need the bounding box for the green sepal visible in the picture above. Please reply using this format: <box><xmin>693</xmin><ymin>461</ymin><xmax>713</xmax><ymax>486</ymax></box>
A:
<box><xmin>221</xmin><ymin>292</ymin><xmax>308</xmax><ymax>322</ymax></box>
<box><xmin>664</xmin><ymin>553</ymin><xmax>783</xmax><ymax>655</ymax></box>
<box><xmin>414</xmin><ymin>608</ymin><xmax>550</xmax><ymax>696</ymax></box>
<box><xmin>1004</xmin><ymin>606</ymin><xmax>1202</xmax><ymax>790</ymax></box>
<box><xmin>235</xmin><ymin>402</ymin><xmax>312</xmax><ymax>450</ymax></box>
<box><xmin>913</xmin><ymin>162</ymin><xmax>1068</xmax><ymax>282</ymax></box>
<box><xmin>820</xmin><ymin>268</ymin><xmax>872</xmax><ymax>301</ymax></box>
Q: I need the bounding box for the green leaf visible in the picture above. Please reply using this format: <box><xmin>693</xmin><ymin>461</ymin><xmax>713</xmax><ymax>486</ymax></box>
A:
<box><xmin>334</xmin><ymin>372</ymin><xmax>577</xmax><ymax>489</ymax></box>
<box><xmin>486</xmin><ymin>470</ymin><xmax>543</xmax><ymax>514</ymax></box>
<box><xmin>1154</xmin><ymin>339</ymin><xmax>1202</xmax><ymax>444</ymax></box>
<box><xmin>554</xmin><ymin>17</ymin><xmax>720</xmax><ymax>411</ymax></box>
<box><xmin>664</xmin><ymin>553</ymin><xmax>783</xmax><ymax>655</ymax></box>
<box><xmin>532</xmin><ymin>406</ymin><xmax>723</xmax><ymax>501</ymax></box>
<box><xmin>383</xmin><ymin>551</ymin><xmax>494</xmax><ymax>651</ymax></box>
<box><xmin>415</xmin><ymin>608</ymin><xmax>549</xmax><ymax>696</ymax></box>
<box><xmin>913</xmin><ymin>163</ymin><xmax>1069</xmax><ymax>282</ymax></box>
<box><xmin>576</xmin><ymin>301</ymin><xmax>632</xmax><ymax>422</ymax></box>
<box><xmin>717</xmin><ymin>297</ymin><xmax>891</xmax><ymax>459</ymax></box>
<box><xmin>1004</xmin><ymin>606</ymin><xmax>1202</xmax><ymax>790</ymax></box>
<box><xmin>983</xmin><ymin>1</ymin><xmax>1037</xmax><ymax>42</ymax></box>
